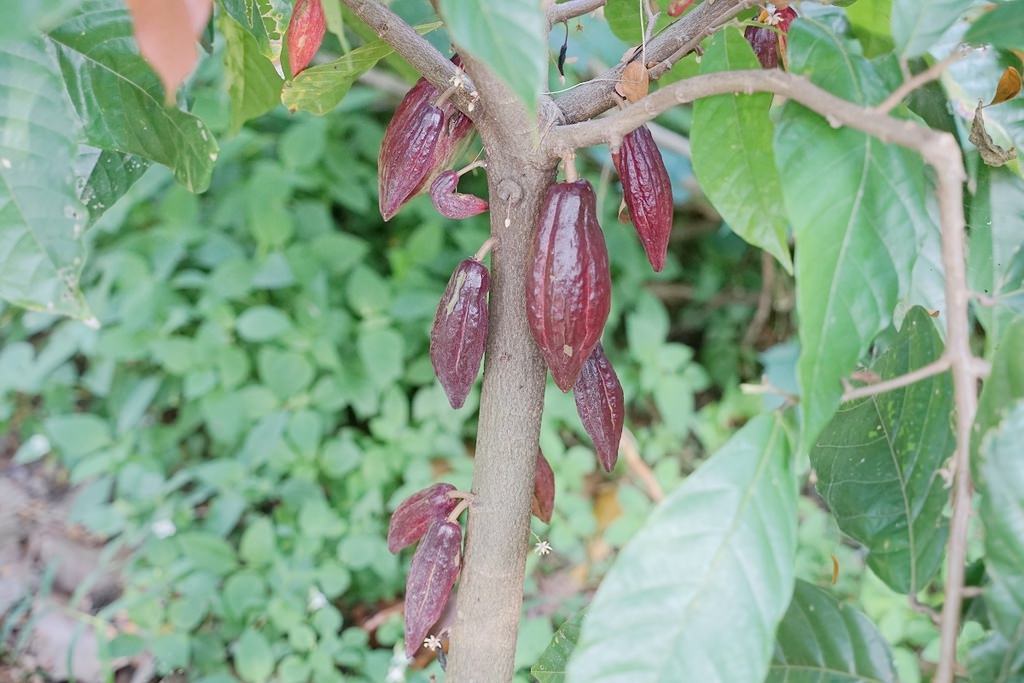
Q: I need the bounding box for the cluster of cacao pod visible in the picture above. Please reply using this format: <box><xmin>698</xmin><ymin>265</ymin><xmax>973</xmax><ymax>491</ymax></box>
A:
<box><xmin>744</xmin><ymin>4</ymin><xmax>798</xmax><ymax>69</ymax></box>
<box><xmin>387</xmin><ymin>451</ymin><xmax>554</xmax><ymax>657</ymax></box>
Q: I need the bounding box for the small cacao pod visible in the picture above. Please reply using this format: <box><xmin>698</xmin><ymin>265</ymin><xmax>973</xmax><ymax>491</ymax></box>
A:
<box><xmin>378</xmin><ymin>58</ymin><xmax>473</xmax><ymax>221</ymax></box>
<box><xmin>573</xmin><ymin>343</ymin><xmax>624</xmax><ymax>471</ymax></box>
<box><xmin>666</xmin><ymin>0</ymin><xmax>693</xmax><ymax>17</ymax></box>
<box><xmin>612</xmin><ymin>125</ymin><xmax>673</xmax><ymax>272</ymax></box>
<box><xmin>430</xmin><ymin>258</ymin><xmax>490</xmax><ymax>408</ymax></box>
<box><xmin>286</xmin><ymin>0</ymin><xmax>326</xmax><ymax>77</ymax></box>
<box><xmin>531</xmin><ymin>450</ymin><xmax>555</xmax><ymax>523</ymax></box>
<box><xmin>430</xmin><ymin>170</ymin><xmax>489</xmax><ymax>219</ymax></box>
<box><xmin>387</xmin><ymin>483</ymin><xmax>458</xmax><ymax>553</ymax></box>
<box><xmin>404</xmin><ymin>519</ymin><xmax>462</xmax><ymax>657</ymax></box>
<box><xmin>744</xmin><ymin>6</ymin><xmax>797</xmax><ymax>69</ymax></box>
<box><xmin>527</xmin><ymin>179</ymin><xmax>611</xmax><ymax>391</ymax></box>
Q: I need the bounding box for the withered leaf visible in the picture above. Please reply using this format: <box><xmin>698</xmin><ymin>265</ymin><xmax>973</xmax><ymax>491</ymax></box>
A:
<box><xmin>615</xmin><ymin>60</ymin><xmax>650</xmax><ymax>103</ymax></box>
<box><xmin>970</xmin><ymin>99</ymin><xmax>1018</xmax><ymax>167</ymax></box>
<box><xmin>988</xmin><ymin>66</ymin><xmax>1022</xmax><ymax>106</ymax></box>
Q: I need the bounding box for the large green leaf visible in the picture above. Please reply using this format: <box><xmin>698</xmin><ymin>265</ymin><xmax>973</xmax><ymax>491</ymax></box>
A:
<box><xmin>769</xmin><ymin>580</ymin><xmax>898</xmax><ymax>683</ymax></box>
<box><xmin>79</xmin><ymin>148</ymin><xmax>150</xmax><ymax>227</ymax></box>
<box><xmin>891</xmin><ymin>0</ymin><xmax>968</xmax><ymax>57</ymax></box>
<box><xmin>847</xmin><ymin>0</ymin><xmax>895</xmax><ymax>57</ymax></box>
<box><xmin>219</xmin><ymin>0</ymin><xmax>272</xmax><ymax>55</ymax></box>
<box><xmin>604</xmin><ymin>0</ymin><xmax>670</xmax><ymax>45</ymax></box>
<box><xmin>566</xmin><ymin>415</ymin><xmax>797</xmax><ymax>683</ymax></box>
<box><xmin>0</xmin><ymin>39</ymin><xmax>91</xmax><ymax>318</ymax></box>
<box><xmin>221</xmin><ymin>13</ymin><xmax>283</xmax><ymax>132</ymax></box>
<box><xmin>972</xmin><ymin>402</ymin><xmax>1024</xmax><ymax>682</ymax></box>
<box><xmin>2</xmin><ymin>0</ymin><xmax>82</xmax><ymax>40</ymax></box>
<box><xmin>47</xmin><ymin>0</ymin><xmax>218</xmax><ymax>192</ymax></box>
<box><xmin>972</xmin><ymin>317</ymin><xmax>1024</xmax><ymax>461</ymax></box>
<box><xmin>965</xmin><ymin>0</ymin><xmax>1024</xmax><ymax>50</ymax></box>
<box><xmin>532</xmin><ymin>611</ymin><xmax>583</xmax><ymax>683</ymax></box>
<box><xmin>281</xmin><ymin>23</ymin><xmax>440</xmax><ymax>116</ymax></box>
<box><xmin>969</xmin><ymin>167</ymin><xmax>1024</xmax><ymax>343</ymax></box>
<box><xmin>439</xmin><ymin>0</ymin><xmax>546</xmax><ymax>113</ymax></box>
<box><xmin>811</xmin><ymin>307</ymin><xmax>952</xmax><ymax>594</ymax></box>
<box><xmin>775</xmin><ymin>18</ymin><xmax>936</xmax><ymax>452</ymax></box>
<box><xmin>691</xmin><ymin>28</ymin><xmax>792</xmax><ymax>273</ymax></box>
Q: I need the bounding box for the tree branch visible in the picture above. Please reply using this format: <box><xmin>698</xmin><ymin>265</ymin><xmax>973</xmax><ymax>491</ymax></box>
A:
<box><xmin>548</xmin><ymin>0</ymin><xmax>606</xmax><ymax>28</ymax></box>
<box><xmin>875</xmin><ymin>47</ymin><xmax>968</xmax><ymax>114</ymax></box>
<box><xmin>339</xmin><ymin>0</ymin><xmax>478</xmax><ymax>113</ymax></box>
<box><xmin>555</xmin><ymin>0</ymin><xmax>757</xmax><ymax>124</ymax></box>
<box><xmin>548</xmin><ymin>67</ymin><xmax>978</xmax><ymax>681</ymax></box>
<box><xmin>840</xmin><ymin>357</ymin><xmax>951</xmax><ymax>402</ymax></box>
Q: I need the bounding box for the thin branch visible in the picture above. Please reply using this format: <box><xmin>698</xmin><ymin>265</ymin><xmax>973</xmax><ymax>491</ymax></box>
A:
<box><xmin>876</xmin><ymin>47</ymin><xmax>968</xmax><ymax>114</ymax></box>
<box><xmin>547</xmin><ymin>0</ymin><xmax>606</xmax><ymax>28</ymax></box>
<box><xmin>742</xmin><ymin>251</ymin><xmax>776</xmax><ymax>348</ymax></box>
<box><xmin>841</xmin><ymin>357</ymin><xmax>951</xmax><ymax>403</ymax></box>
<box><xmin>339</xmin><ymin>0</ymin><xmax>477</xmax><ymax>113</ymax></box>
<box><xmin>620</xmin><ymin>427</ymin><xmax>664</xmax><ymax>502</ymax></box>
<box><xmin>910</xmin><ymin>596</ymin><xmax>942</xmax><ymax>626</ymax></box>
<box><xmin>555</xmin><ymin>0</ymin><xmax>757</xmax><ymax>124</ymax></box>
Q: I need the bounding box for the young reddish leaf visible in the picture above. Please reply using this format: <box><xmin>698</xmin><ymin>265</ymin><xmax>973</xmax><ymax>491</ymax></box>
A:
<box><xmin>430</xmin><ymin>259</ymin><xmax>490</xmax><ymax>408</ymax></box>
<box><xmin>612</xmin><ymin>125</ymin><xmax>673</xmax><ymax>272</ymax></box>
<box><xmin>573</xmin><ymin>343</ymin><xmax>624</xmax><ymax>471</ymax></box>
<box><xmin>527</xmin><ymin>179</ymin><xmax>611</xmax><ymax>391</ymax></box>
<box><xmin>532</xmin><ymin>450</ymin><xmax>555</xmax><ymax>523</ymax></box>
<box><xmin>126</xmin><ymin>0</ymin><xmax>212</xmax><ymax>103</ymax></box>
<box><xmin>666</xmin><ymin>0</ymin><xmax>694</xmax><ymax>17</ymax></box>
<box><xmin>430</xmin><ymin>171</ymin><xmax>489</xmax><ymax>219</ymax></box>
<box><xmin>378</xmin><ymin>57</ymin><xmax>474</xmax><ymax>221</ymax></box>
<box><xmin>387</xmin><ymin>483</ymin><xmax>458</xmax><ymax>553</ymax></box>
<box><xmin>404</xmin><ymin>519</ymin><xmax>462</xmax><ymax>658</ymax></box>
<box><xmin>287</xmin><ymin>0</ymin><xmax>327</xmax><ymax>77</ymax></box>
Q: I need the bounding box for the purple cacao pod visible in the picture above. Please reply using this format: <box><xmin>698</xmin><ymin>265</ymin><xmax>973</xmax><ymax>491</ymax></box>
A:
<box><xmin>527</xmin><ymin>179</ymin><xmax>611</xmax><ymax>392</ymax></box>
<box><xmin>286</xmin><ymin>0</ymin><xmax>326</xmax><ymax>77</ymax></box>
<box><xmin>430</xmin><ymin>171</ymin><xmax>489</xmax><ymax>219</ymax></box>
<box><xmin>531</xmin><ymin>450</ymin><xmax>555</xmax><ymax>523</ymax></box>
<box><xmin>387</xmin><ymin>483</ymin><xmax>458</xmax><ymax>553</ymax></box>
<box><xmin>404</xmin><ymin>519</ymin><xmax>462</xmax><ymax>657</ymax></box>
<box><xmin>573</xmin><ymin>344</ymin><xmax>624</xmax><ymax>471</ymax></box>
<box><xmin>612</xmin><ymin>125</ymin><xmax>673</xmax><ymax>272</ymax></box>
<box><xmin>378</xmin><ymin>58</ymin><xmax>474</xmax><ymax>221</ymax></box>
<box><xmin>744</xmin><ymin>6</ymin><xmax>797</xmax><ymax>69</ymax></box>
<box><xmin>430</xmin><ymin>258</ymin><xmax>490</xmax><ymax>408</ymax></box>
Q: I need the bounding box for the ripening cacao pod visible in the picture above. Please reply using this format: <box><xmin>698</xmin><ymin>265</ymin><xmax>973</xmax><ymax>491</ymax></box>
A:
<box><xmin>430</xmin><ymin>170</ymin><xmax>489</xmax><ymax>219</ymax></box>
<box><xmin>378</xmin><ymin>58</ymin><xmax>474</xmax><ymax>221</ymax></box>
<box><xmin>430</xmin><ymin>258</ymin><xmax>490</xmax><ymax>408</ymax></box>
<box><xmin>527</xmin><ymin>179</ymin><xmax>611</xmax><ymax>391</ymax></box>
<box><xmin>531</xmin><ymin>450</ymin><xmax>555</xmax><ymax>523</ymax></box>
<box><xmin>387</xmin><ymin>483</ymin><xmax>458</xmax><ymax>553</ymax></box>
<box><xmin>744</xmin><ymin>6</ymin><xmax>797</xmax><ymax>69</ymax></box>
<box><xmin>573</xmin><ymin>344</ymin><xmax>624</xmax><ymax>471</ymax></box>
<box><xmin>404</xmin><ymin>519</ymin><xmax>462</xmax><ymax>657</ymax></box>
<box><xmin>286</xmin><ymin>0</ymin><xmax>326</xmax><ymax>77</ymax></box>
<box><xmin>612</xmin><ymin>125</ymin><xmax>673</xmax><ymax>272</ymax></box>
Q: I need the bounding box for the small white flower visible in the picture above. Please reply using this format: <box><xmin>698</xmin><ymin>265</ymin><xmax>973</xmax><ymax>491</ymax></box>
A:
<box><xmin>423</xmin><ymin>634</ymin><xmax>443</xmax><ymax>651</ymax></box>
<box><xmin>152</xmin><ymin>519</ymin><xmax>176</xmax><ymax>539</ymax></box>
<box><xmin>307</xmin><ymin>587</ymin><xmax>327</xmax><ymax>611</ymax></box>
<box><xmin>534</xmin><ymin>540</ymin><xmax>553</xmax><ymax>557</ymax></box>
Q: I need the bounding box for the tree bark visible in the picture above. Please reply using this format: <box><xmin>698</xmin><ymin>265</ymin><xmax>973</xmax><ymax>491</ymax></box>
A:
<box><xmin>446</xmin><ymin>151</ymin><xmax>554</xmax><ymax>681</ymax></box>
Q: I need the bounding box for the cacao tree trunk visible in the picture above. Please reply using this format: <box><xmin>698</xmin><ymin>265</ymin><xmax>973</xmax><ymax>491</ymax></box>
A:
<box><xmin>446</xmin><ymin>149</ymin><xmax>554</xmax><ymax>681</ymax></box>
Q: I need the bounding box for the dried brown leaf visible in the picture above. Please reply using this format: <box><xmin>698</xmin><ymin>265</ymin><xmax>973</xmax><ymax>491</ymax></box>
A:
<box><xmin>989</xmin><ymin>66</ymin><xmax>1022</xmax><ymax>106</ymax></box>
<box><xmin>615</xmin><ymin>60</ymin><xmax>650</xmax><ymax>103</ymax></box>
<box><xmin>970</xmin><ymin>99</ymin><xmax>1018</xmax><ymax>167</ymax></box>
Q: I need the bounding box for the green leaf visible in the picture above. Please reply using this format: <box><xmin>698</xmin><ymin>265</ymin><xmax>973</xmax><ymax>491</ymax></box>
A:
<box><xmin>234</xmin><ymin>628</ymin><xmax>275</xmax><ymax>683</ymax></box>
<box><xmin>566</xmin><ymin>415</ymin><xmax>797</xmax><ymax>683</ymax></box>
<box><xmin>358</xmin><ymin>326</ymin><xmax>404</xmax><ymax>388</ymax></box>
<box><xmin>45</xmin><ymin>413</ymin><xmax>112</xmax><ymax>458</ymax></box>
<box><xmin>891</xmin><ymin>0</ymin><xmax>968</xmax><ymax>57</ymax></box>
<box><xmin>221</xmin><ymin>13</ymin><xmax>283</xmax><ymax>133</ymax></box>
<box><xmin>239</xmin><ymin>516</ymin><xmax>276</xmax><ymax>566</ymax></box>
<box><xmin>532</xmin><ymin>611</ymin><xmax>584</xmax><ymax>683</ymax></box>
<box><xmin>0</xmin><ymin>39</ymin><xmax>91</xmax><ymax>317</ymax></box>
<box><xmin>969</xmin><ymin>167</ymin><xmax>1024</xmax><ymax>342</ymax></box>
<box><xmin>439</xmin><ymin>0</ymin><xmax>546</xmax><ymax>112</ymax></box>
<box><xmin>219</xmin><ymin>0</ymin><xmax>271</xmax><ymax>55</ymax></box>
<box><xmin>1</xmin><ymin>0</ymin><xmax>83</xmax><ymax>40</ymax></box>
<box><xmin>691</xmin><ymin>28</ymin><xmax>792</xmax><ymax>274</ymax></box>
<box><xmin>281</xmin><ymin>23</ymin><xmax>440</xmax><ymax>116</ymax></box>
<box><xmin>972</xmin><ymin>317</ymin><xmax>1024</xmax><ymax>461</ymax></box>
<box><xmin>258</xmin><ymin>348</ymin><xmax>314</xmax><ymax>399</ymax></box>
<box><xmin>47</xmin><ymin>0</ymin><xmax>219</xmax><ymax>191</ymax></box>
<box><xmin>178</xmin><ymin>532</ymin><xmax>238</xmax><ymax>575</ymax></box>
<box><xmin>847</xmin><ymin>0</ymin><xmax>895</xmax><ymax>57</ymax></box>
<box><xmin>776</xmin><ymin>18</ymin><xmax>936</xmax><ymax>451</ymax></box>
<box><xmin>769</xmin><ymin>580</ymin><xmax>898</xmax><ymax>683</ymax></box>
<box><xmin>80</xmin><ymin>149</ymin><xmax>150</xmax><ymax>227</ymax></box>
<box><xmin>236</xmin><ymin>305</ymin><xmax>293</xmax><ymax>341</ymax></box>
<box><xmin>604</xmin><ymin>0</ymin><xmax>670</xmax><ymax>45</ymax></box>
<box><xmin>973</xmin><ymin>402</ymin><xmax>1024</xmax><ymax>681</ymax></box>
<box><xmin>811</xmin><ymin>307</ymin><xmax>952</xmax><ymax>594</ymax></box>
<box><xmin>965</xmin><ymin>0</ymin><xmax>1024</xmax><ymax>50</ymax></box>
